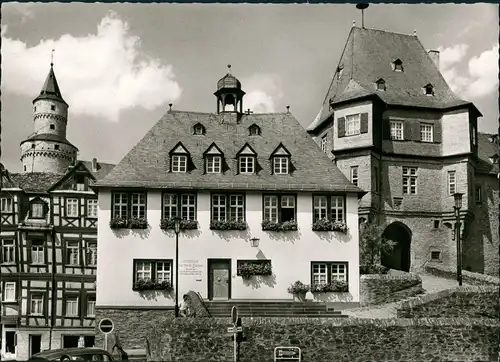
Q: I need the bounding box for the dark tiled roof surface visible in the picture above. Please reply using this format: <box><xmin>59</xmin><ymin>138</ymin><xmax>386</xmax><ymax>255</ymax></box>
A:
<box><xmin>11</xmin><ymin>172</ymin><xmax>63</xmax><ymax>193</ymax></box>
<box><xmin>81</xmin><ymin>161</ymin><xmax>116</xmax><ymax>180</ymax></box>
<box><xmin>21</xmin><ymin>133</ymin><xmax>78</xmax><ymax>149</ymax></box>
<box><xmin>308</xmin><ymin>27</ymin><xmax>474</xmax><ymax>131</ymax></box>
<box><xmin>96</xmin><ymin>111</ymin><xmax>363</xmax><ymax>193</ymax></box>
<box><xmin>33</xmin><ymin>66</ymin><xmax>68</xmax><ymax>105</ymax></box>
<box><xmin>476</xmin><ymin>132</ymin><xmax>499</xmax><ymax>175</ymax></box>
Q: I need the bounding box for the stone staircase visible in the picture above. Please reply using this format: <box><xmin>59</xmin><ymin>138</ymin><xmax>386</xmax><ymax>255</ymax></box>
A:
<box><xmin>204</xmin><ymin>300</ymin><xmax>348</xmax><ymax>318</ymax></box>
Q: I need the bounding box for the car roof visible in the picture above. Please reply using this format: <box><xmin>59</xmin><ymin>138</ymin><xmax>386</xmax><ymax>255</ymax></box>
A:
<box><xmin>31</xmin><ymin>347</ymin><xmax>110</xmax><ymax>358</ymax></box>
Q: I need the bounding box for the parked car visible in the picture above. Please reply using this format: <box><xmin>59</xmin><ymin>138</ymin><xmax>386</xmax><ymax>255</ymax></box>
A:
<box><xmin>29</xmin><ymin>347</ymin><xmax>114</xmax><ymax>361</ymax></box>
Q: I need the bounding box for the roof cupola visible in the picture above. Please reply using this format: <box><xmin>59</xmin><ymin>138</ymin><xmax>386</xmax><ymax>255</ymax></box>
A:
<box><xmin>214</xmin><ymin>64</ymin><xmax>245</xmax><ymax>114</ymax></box>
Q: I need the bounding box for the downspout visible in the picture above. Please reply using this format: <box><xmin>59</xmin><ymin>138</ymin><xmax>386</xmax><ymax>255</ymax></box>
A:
<box><xmin>49</xmin><ymin>228</ymin><xmax>57</xmax><ymax>350</ymax></box>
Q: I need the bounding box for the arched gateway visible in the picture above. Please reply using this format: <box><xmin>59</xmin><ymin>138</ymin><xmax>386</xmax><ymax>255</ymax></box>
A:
<box><xmin>381</xmin><ymin>221</ymin><xmax>412</xmax><ymax>272</ymax></box>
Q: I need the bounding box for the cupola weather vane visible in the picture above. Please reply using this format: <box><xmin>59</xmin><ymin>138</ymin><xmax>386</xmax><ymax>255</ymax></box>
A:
<box><xmin>356</xmin><ymin>3</ymin><xmax>369</xmax><ymax>29</ymax></box>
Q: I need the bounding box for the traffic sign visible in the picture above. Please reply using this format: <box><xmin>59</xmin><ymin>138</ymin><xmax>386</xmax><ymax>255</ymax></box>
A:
<box><xmin>98</xmin><ymin>318</ymin><xmax>114</xmax><ymax>335</ymax></box>
<box><xmin>274</xmin><ymin>346</ymin><xmax>301</xmax><ymax>361</ymax></box>
<box><xmin>227</xmin><ymin>326</ymin><xmax>243</xmax><ymax>333</ymax></box>
<box><xmin>231</xmin><ymin>306</ymin><xmax>238</xmax><ymax>324</ymax></box>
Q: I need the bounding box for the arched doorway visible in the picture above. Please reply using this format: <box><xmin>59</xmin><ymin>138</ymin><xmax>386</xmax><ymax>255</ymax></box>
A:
<box><xmin>381</xmin><ymin>221</ymin><xmax>412</xmax><ymax>272</ymax></box>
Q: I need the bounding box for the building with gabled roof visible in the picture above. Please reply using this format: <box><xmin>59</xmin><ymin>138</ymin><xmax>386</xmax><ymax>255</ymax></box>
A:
<box><xmin>92</xmin><ymin>67</ymin><xmax>364</xmax><ymax>351</ymax></box>
<box><xmin>307</xmin><ymin>25</ymin><xmax>498</xmax><ymax>277</ymax></box>
<box><xmin>1</xmin><ymin>64</ymin><xmax>115</xmax><ymax>361</ymax></box>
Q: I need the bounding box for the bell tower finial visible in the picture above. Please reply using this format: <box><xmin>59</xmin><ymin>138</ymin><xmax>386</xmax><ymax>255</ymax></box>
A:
<box><xmin>51</xmin><ymin>49</ymin><xmax>55</xmax><ymax>67</ymax></box>
<box><xmin>227</xmin><ymin>64</ymin><xmax>231</xmax><ymax>74</ymax></box>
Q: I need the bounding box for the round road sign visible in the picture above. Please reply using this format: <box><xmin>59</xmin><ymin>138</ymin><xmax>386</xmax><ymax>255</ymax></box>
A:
<box><xmin>98</xmin><ymin>318</ymin><xmax>114</xmax><ymax>335</ymax></box>
<box><xmin>231</xmin><ymin>306</ymin><xmax>238</xmax><ymax>324</ymax></box>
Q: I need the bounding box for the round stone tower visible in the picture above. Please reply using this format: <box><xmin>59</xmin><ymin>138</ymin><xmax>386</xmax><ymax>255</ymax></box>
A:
<box><xmin>20</xmin><ymin>63</ymin><xmax>78</xmax><ymax>173</ymax></box>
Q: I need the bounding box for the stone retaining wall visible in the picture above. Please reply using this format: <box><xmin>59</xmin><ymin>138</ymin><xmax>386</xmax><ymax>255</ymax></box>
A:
<box><xmin>146</xmin><ymin>317</ymin><xmax>499</xmax><ymax>362</ymax></box>
<box><xmin>425</xmin><ymin>263</ymin><xmax>500</xmax><ymax>285</ymax></box>
<box><xmin>397</xmin><ymin>286</ymin><xmax>499</xmax><ymax>319</ymax></box>
<box><xmin>360</xmin><ymin>272</ymin><xmax>423</xmax><ymax>306</ymax></box>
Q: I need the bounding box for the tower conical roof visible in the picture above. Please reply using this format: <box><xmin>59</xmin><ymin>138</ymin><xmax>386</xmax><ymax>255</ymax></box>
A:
<box><xmin>32</xmin><ymin>65</ymin><xmax>68</xmax><ymax>106</ymax></box>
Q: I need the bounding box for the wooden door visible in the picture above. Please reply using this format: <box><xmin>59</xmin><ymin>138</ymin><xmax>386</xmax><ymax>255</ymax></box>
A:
<box><xmin>209</xmin><ymin>260</ymin><xmax>230</xmax><ymax>300</ymax></box>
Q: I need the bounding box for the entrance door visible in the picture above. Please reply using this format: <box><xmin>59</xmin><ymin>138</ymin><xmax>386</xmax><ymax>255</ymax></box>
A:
<box><xmin>208</xmin><ymin>259</ymin><xmax>231</xmax><ymax>300</ymax></box>
<box><xmin>30</xmin><ymin>335</ymin><xmax>42</xmax><ymax>356</ymax></box>
<box><xmin>2</xmin><ymin>327</ymin><xmax>16</xmax><ymax>360</ymax></box>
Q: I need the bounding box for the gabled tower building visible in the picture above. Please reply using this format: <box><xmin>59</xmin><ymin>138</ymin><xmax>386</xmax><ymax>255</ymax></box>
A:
<box><xmin>20</xmin><ymin>63</ymin><xmax>78</xmax><ymax>173</ymax></box>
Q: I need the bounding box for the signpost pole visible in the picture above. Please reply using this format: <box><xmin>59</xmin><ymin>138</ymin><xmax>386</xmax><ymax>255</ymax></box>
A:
<box><xmin>104</xmin><ymin>333</ymin><xmax>108</xmax><ymax>352</ymax></box>
<box><xmin>231</xmin><ymin>306</ymin><xmax>238</xmax><ymax>362</ymax></box>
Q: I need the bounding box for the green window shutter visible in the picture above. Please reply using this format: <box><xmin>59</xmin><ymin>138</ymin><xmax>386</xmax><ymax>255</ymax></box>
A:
<box><xmin>338</xmin><ymin>117</ymin><xmax>346</xmax><ymax>138</ymax></box>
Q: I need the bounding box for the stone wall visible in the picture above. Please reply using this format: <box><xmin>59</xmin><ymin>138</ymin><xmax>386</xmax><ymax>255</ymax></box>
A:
<box><xmin>397</xmin><ymin>286</ymin><xmax>499</xmax><ymax>319</ymax></box>
<box><xmin>360</xmin><ymin>272</ymin><xmax>423</xmax><ymax>306</ymax></box>
<box><xmin>425</xmin><ymin>263</ymin><xmax>500</xmax><ymax>286</ymax></box>
<box><xmin>146</xmin><ymin>317</ymin><xmax>499</xmax><ymax>362</ymax></box>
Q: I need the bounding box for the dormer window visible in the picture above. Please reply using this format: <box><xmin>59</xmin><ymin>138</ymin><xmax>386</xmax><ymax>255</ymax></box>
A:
<box><xmin>193</xmin><ymin>123</ymin><xmax>206</xmax><ymax>135</ymax></box>
<box><xmin>249</xmin><ymin>124</ymin><xmax>261</xmax><ymax>136</ymax></box>
<box><xmin>169</xmin><ymin>142</ymin><xmax>190</xmax><ymax>173</ymax></box>
<box><xmin>237</xmin><ymin>143</ymin><xmax>257</xmax><ymax>174</ymax></box>
<box><xmin>376</xmin><ymin>78</ymin><xmax>386</xmax><ymax>91</ymax></box>
<box><xmin>423</xmin><ymin>83</ymin><xmax>434</xmax><ymax>96</ymax></box>
<box><xmin>270</xmin><ymin>143</ymin><xmax>292</xmax><ymax>175</ymax></box>
<box><xmin>203</xmin><ymin>143</ymin><xmax>224</xmax><ymax>174</ymax></box>
<box><xmin>392</xmin><ymin>59</ymin><xmax>404</xmax><ymax>72</ymax></box>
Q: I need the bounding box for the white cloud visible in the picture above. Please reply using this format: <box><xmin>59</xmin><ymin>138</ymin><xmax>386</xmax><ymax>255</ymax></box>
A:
<box><xmin>240</xmin><ymin>74</ymin><xmax>284</xmax><ymax>113</ymax></box>
<box><xmin>439</xmin><ymin>43</ymin><xmax>499</xmax><ymax>99</ymax></box>
<box><xmin>1</xmin><ymin>11</ymin><xmax>182</xmax><ymax>122</ymax></box>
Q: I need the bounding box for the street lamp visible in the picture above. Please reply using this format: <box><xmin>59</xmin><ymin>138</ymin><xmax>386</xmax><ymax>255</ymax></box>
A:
<box><xmin>174</xmin><ymin>217</ymin><xmax>181</xmax><ymax>317</ymax></box>
<box><xmin>453</xmin><ymin>192</ymin><xmax>463</xmax><ymax>286</ymax></box>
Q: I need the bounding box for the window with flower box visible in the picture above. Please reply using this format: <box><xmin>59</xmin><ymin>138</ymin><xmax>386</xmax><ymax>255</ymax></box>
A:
<box><xmin>312</xmin><ymin>195</ymin><xmax>346</xmax><ymax>232</ymax></box>
<box><xmin>1</xmin><ymin>239</ymin><xmax>15</xmax><ymax>264</ymax></box>
<box><xmin>210</xmin><ymin>194</ymin><xmax>246</xmax><ymax>230</ymax></box>
<box><xmin>310</xmin><ymin>261</ymin><xmax>349</xmax><ymax>292</ymax></box>
<box><xmin>133</xmin><ymin>259</ymin><xmax>174</xmax><ymax>291</ymax></box>
<box><xmin>110</xmin><ymin>191</ymin><xmax>147</xmax><ymax>227</ymax></box>
<box><xmin>160</xmin><ymin>193</ymin><xmax>197</xmax><ymax>229</ymax></box>
<box><xmin>262</xmin><ymin>194</ymin><xmax>297</xmax><ymax>231</ymax></box>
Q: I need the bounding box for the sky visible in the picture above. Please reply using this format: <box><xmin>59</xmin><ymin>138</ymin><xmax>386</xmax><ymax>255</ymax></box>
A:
<box><xmin>1</xmin><ymin>3</ymin><xmax>498</xmax><ymax>172</ymax></box>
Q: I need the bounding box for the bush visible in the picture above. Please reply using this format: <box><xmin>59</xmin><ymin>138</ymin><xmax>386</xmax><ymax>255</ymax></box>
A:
<box><xmin>312</xmin><ymin>218</ymin><xmax>348</xmax><ymax>233</ymax></box>
<box><xmin>133</xmin><ymin>279</ymin><xmax>173</xmax><ymax>292</ymax></box>
<box><xmin>287</xmin><ymin>281</ymin><xmax>310</xmax><ymax>295</ymax></box>
<box><xmin>310</xmin><ymin>280</ymin><xmax>349</xmax><ymax>293</ymax></box>
<box><xmin>160</xmin><ymin>218</ymin><xmax>198</xmax><ymax>230</ymax></box>
<box><xmin>262</xmin><ymin>219</ymin><xmax>298</xmax><ymax>231</ymax></box>
<box><xmin>109</xmin><ymin>216</ymin><xmax>129</xmax><ymax>229</ymax></box>
<box><xmin>210</xmin><ymin>219</ymin><xmax>247</xmax><ymax>230</ymax></box>
<box><xmin>360</xmin><ymin>220</ymin><xmax>396</xmax><ymax>266</ymax></box>
<box><xmin>360</xmin><ymin>264</ymin><xmax>389</xmax><ymax>275</ymax></box>
<box><xmin>129</xmin><ymin>217</ymin><xmax>148</xmax><ymax>229</ymax></box>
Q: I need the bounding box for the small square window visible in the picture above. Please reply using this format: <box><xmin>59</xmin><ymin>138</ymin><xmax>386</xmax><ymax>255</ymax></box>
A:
<box><xmin>50</xmin><ymin>124</ymin><xmax>55</xmax><ymax>130</ymax></box>
<box><xmin>430</xmin><ymin>251</ymin><xmax>441</xmax><ymax>261</ymax></box>
<box><xmin>433</xmin><ymin>220</ymin><xmax>440</xmax><ymax>229</ymax></box>
<box><xmin>50</xmin><ymin>105</ymin><xmax>56</xmax><ymax>111</ymax></box>
<box><xmin>55</xmin><ymin>145</ymin><xmax>60</xmax><ymax>150</ymax></box>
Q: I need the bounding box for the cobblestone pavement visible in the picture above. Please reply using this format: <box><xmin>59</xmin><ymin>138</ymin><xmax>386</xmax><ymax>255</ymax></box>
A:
<box><xmin>343</xmin><ymin>273</ymin><xmax>470</xmax><ymax>319</ymax></box>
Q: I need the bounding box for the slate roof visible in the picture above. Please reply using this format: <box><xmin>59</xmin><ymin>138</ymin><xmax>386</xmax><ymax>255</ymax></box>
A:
<box><xmin>81</xmin><ymin>161</ymin><xmax>116</xmax><ymax>181</ymax></box>
<box><xmin>33</xmin><ymin>65</ymin><xmax>68</xmax><ymax>106</ymax></box>
<box><xmin>308</xmin><ymin>27</ymin><xmax>479</xmax><ymax>131</ymax></box>
<box><xmin>476</xmin><ymin>132</ymin><xmax>499</xmax><ymax>175</ymax></box>
<box><xmin>20</xmin><ymin>133</ymin><xmax>78</xmax><ymax>149</ymax></box>
<box><xmin>94</xmin><ymin>111</ymin><xmax>364</xmax><ymax>194</ymax></box>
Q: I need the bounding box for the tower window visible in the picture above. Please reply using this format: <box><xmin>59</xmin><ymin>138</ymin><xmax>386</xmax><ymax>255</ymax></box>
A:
<box><xmin>55</xmin><ymin>145</ymin><xmax>60</xmax><ymax>150</ymax></box>
<box><xmin>430</xmin><ymin>251</ymin><xmax>441</xmax><ymax>261</ymax></box>
<box><xmin>249</xmin><ymin>125</ymin><xmax>261</xmax><ymax>136</ymax></box>
<box><xmin>392</xmin><ymin>59</ymin><xmax>404</xmax><ymax>72</ymax></box>
<box><xmin>50</xmin><ymin>124</ymin><xmax>55</xmax><ymax>130</ymax></box>
<box><xmin>34</xmin><ymin>106</ymin><xmax>37</xmax><ymax>112</ymax></box>
<box><xmin>31</xmin><ymin>144</ymin><xmax>35</xmax><ymax>148</ymax></box>
<box><xmin>193</xmin><ymin>123</ymin><xmax>206</xmax><ymax>135</ymax></box>
<box><xmin>50</xmin><ymin>105</ymin><xmax>56</xmax><ymax>111</ymax></box>
<box><xmin>423</xmin><ymin>84</ymin><xmax>435</xmax><ymax>96</ymax></box>
<box><xmin>24</xmin><ymin>165</ymin><xmax>27</xmax><ymax>171</ymax></box>
<box><xmin>375</xmin><ymin>79</ymin><xmax>386</xmax><ymax>91</ymax></box>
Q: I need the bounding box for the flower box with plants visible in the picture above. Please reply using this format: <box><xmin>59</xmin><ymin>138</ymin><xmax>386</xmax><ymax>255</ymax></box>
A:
<box><xmin>236</xmin><ymin>260</ymin><xmax>272</xmax><ymax>279</ymax></box>
<box><xmin>287</xmin><ymin>281</ymin><xmax>310</xmax><ymax>301</ymax></box>
<box><xmin>159</xmin><ymin>218</ymin><xmax>198</xmax><ymax>230</ymax></box>
<box><xmin>133</xmin><ymin>279</ymin><xmax>174</xmax><ymax>292</ymax></box>
<box><xmin>109</xmin><ymin>216</ymin><xmax>129</xmax><ymax>229</ymax></box>
<box><xmin>262</xmin><ymin>219</ymin><xmax>298</xmax><ymax>232</ymax></box>
<box><xmin>210</xmin><ymin>219</ymin><xmax>247</xmax><ymax>231</ymax></box>
<box><xmin>310</xmin><ymin>280</ymin><xmax>349</xmax><ymax>293</ymax></box>
<box><xmin>312</xmin><ymin>218</ymin><xmax>348</xmax><ymax>233</ymax></box>
<box><xmin>129</xmin><ymin>217</ymin><xmax>149</xmax><ymax>229</ymax></box>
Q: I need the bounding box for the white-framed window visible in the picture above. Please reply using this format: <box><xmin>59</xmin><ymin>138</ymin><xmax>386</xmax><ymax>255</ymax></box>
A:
<box><xmin>131</xmin><ymin>193</ymin><xmax>146</xmax><ymax>219</ymax></box>
<box><xmin>86</xmin><ymin>242</ymin><xmax>97</xmax><ymax>266</ymax></box>
<box><xmin>163</xmin><ymin>193</ymin><xmax>178</xmax><ymax>219</ymax></box>
<box><xmin>30</xmin><ymin>294</ymin><xmax>43</xmax><ymax>315</ymax></box>
<box><xmin>3</xmin><ymin>282</ymin><xmax>16</xmax><ymax>302</ymax></box>
<box><xmin>239</xmin><ymin>156</ymin><xmax>255</xmax><ymax>174</ymax></box>
<box><xmin>212</xmin><ymin>194</ymin><xmax>226</xmax><ymax>221</ymax></box>
<box><xmin>321</xmin><ymin>134</ymin><xmax>328</xmax><ymax>153</ymax></box>
<box><xmin>345</xmin><ymin>114</ymin><xmax>361</xmax><ymax>136</ymax></box>
<box><xmin>313</xmin><ymin>195</ymin><xmax>344</xmax><ymax>222</ymax></box>
<box><xmin>420</xmin><ymin>123</ymin><xmax>434</xmax><ymax>142</ymax></box>
<box><xmin>181</xmin><ymin>194</ymin><xmax>196</xmax><ymax>220</ymax></box>
<box><xmin>206</xmin><ymin>156</ymin><xmax>222</xmax><ymax>173</ymax></box>
<box><xmin>66</xmin><ymin>241</ymin><xmax>80</xmax><ymax>266</ymax></box>
<box><xmin>113</xmin><ymin>193</ymin><xmax>128</xmax><ymax>218</ymax></box>
<box><xmin>390</xmin><ymin>121</ymin><xmax>403</xmax><ymax>140</ymax></box>
<box><xmin>273</xmin><ymin>157</ymin><xmax>289</xmax><ymax>174</ymax></box>
<box><xmin>402</xmin><ymin>167</ymin><xmax>418</xmax><ymax>195</ymax></box>
<box><xmin>229</xmin><ymin>195</ymin><xmax>244</xmax><ymax>220</ymax></box>
<box><xmin>448</xmin><ymin>171</ymin><xmax>456</xmax><ymax>195</ymax></box>
<box><xmin>87</xmin><ymin>199</ymin><xmax>98</xmax><ymax>218</ymax></box>
<box><xmin>86</xmin><ymin>296</ymin><xmax>96</xmax><ymax>317</ymax></box>
<box><xmin>311</xmin><ymin>262</ymin><xmax>348</xmax><ymax>285</ymax></box>
<box><xmin>1</xmin><ymin>197</ymin><xmax>13</xmax><ymax>213</ymax></box>
<box><xmin>350</xmin><ymin>166</ymin><xmax>359</xmax><ymax>186</ymax></box>
<box><xmin>1</xmin><ymin>240</ymin><xmax>15</xmax><ymax>264</ymax></box>
<box><xmin>31</xmin><ymin>202</ymin><xmax>45</xmax><ymax>218</ymax></box>
<box><xmin>312</xmin><ymin>263</ymin><xmax>328</xmax><ymax>285</ymax></box>
<box><xmin>263</xmin><ymin>195</ymin><xmax>296</xmax><ymax>223</ymax></box>
<box><xmin>31</xmin><ymin>240</ymin><xmax>44</xmax><ymax>264</ymax></box>
<box><xmin>66</xmin><ymin>198</ymin><xmax>78</xmax><ymax>217</ymax></box>
<box><xmin>135</xmin><ymin>261</ymin><xmax>152</xmax><ymax>281</ymax></box>
<box><xmin>156</xmin><ymin>261</ymin><xmax>172</xmax><ymax>282</ymax></box>
<box><xmin>172</xmin><ymin>155</ymin><xmax>187</xmax><ymax>173</ymax></box>
<box><xmin>211</xmin><ymin>194</ymin><xmax>245</xmax><ymax>221</ymax></box>
<box><xmin>475</xmin><ymin>186</ymin><xmax>482</xmax><ymax>204</ymax></box>
<box><xmin>65</xmin><ymin>296</ymin><xmax>79</xmax><ymax>317</ymax></box>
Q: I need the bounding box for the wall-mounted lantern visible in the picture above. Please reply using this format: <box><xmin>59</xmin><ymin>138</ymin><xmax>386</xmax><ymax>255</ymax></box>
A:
<box><xmin>250</xmin><ymin>237</ymin><xmax>260</xmax><ymax>248</ymax></box>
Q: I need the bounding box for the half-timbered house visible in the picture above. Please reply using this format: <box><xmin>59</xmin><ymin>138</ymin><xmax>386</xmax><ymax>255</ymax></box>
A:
<box><xmin>0</xmin><ymin>62</ymin><xmax>114</xmax><ymax>361</ymax></box>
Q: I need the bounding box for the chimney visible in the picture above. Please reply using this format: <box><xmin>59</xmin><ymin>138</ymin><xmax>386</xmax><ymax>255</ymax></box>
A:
<box><xmin>92</xmin><ymin>158</ymin><xmax>98</xmax><ymax>172</ymax></box>
<box><xmin>428</xmin><ymin>50</ymin><xmax>440</xmax><ymax>69</ymax></box>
